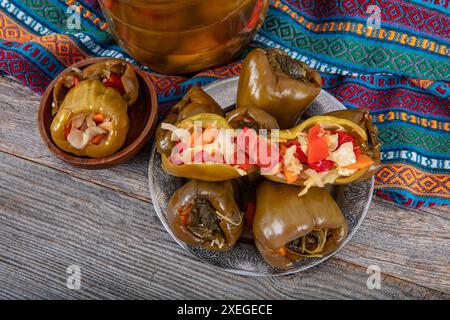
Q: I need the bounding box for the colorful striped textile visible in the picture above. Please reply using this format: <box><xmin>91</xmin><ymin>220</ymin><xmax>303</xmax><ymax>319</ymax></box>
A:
<box><xmin>0</xmin><ymin>0</ymin><xmax>449</xmax><ymax>208</ymax></box>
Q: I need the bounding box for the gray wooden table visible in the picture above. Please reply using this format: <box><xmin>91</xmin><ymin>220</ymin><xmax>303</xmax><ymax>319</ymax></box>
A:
<box><xmin>0</xmin><ymin>77</ymin><xmax>449</xmax><ymax>299</ymax></box>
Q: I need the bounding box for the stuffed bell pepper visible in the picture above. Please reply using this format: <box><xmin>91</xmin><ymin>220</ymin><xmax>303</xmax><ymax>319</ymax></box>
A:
<box><xmin>155</xmin><ymin>86</ymin><xmax>225</xmax><ymax>155</ymax></box>
<box><xmin>167</xmin><ymin>180</ymin><xmax>244</xmax><ymax>251</ymax></box>
<box><xmin>254</xmin><ymin>181</ymin><xmax>347</xmax><ymax>270</ymax></box>
<box><xmin>50</xmin><ymin>80</ymin><xmax>129</xmax><ymax>158</ymax></box>
<box><xmin>266</xmin><ymin>109</ymin><xmax>381</xmax><ymax>195</ymax></box>
<box><xmin>237</xmin><ymin>48</ymin><xmax>322</xmax><ymax>129</ymax></box>
<box><xmin>159</xmin><ymin>111</ymin><xmax>284</xmax><ymax>181</ymax></box>
<box><xmin>52</xmin><ymin>68</ymin><xmax>84</xmax><ymax>116</ymax></box>
<box><xmin>82</xmin><ymin>59</ymin><xmax>139</xmax><ymax>107</ymax></box>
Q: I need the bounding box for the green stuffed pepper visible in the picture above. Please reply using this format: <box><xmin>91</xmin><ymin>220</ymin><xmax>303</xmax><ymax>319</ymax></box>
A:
<box><xmin>167</xmin><ymin>180</ymin><xmax>244</xmax><ymax>251</ymax></box>
<box><xmin>237</xmin><ymin>48</ymin><xmax>322</xmax><ymax>129</ymax></box>
<box><xmin>254</xmin><ymin>181</ymin><xmax>347</xmax><ymax>270</ymax></box>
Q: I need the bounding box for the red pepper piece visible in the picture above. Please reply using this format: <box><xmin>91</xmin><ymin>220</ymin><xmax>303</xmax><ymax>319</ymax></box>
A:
<box><xmin>103</xmin><ymin>73</ymin><xmax>125</xmax><ymax>95</ymax></box>
<box><xmin>307</xmin><ymin>124</ymin><xmax>329</xmax><ymax>163</ymax></box>
<box><xmin>335</xmin><ymin>131</ymin><xmax>361</xmax><ymax>156</ymax></box>
<box><xmin>234</xmin><ymin>150</ymin><xmax>253</xmax><ymax>171</ymax></box>
<box><xmin>70</xmin><ymin>76</ymin><xmax>80</xmax><ymax>88</ymax></box>
<box><xmin>285</xmin><ymin>140</ymin><xmax>308</xmax><ymax>163</ymax></box>
<box><xmin>258</xmin><ymin>139</ymin><xmax>282</xmax><ymax>169</ymax></box>
<box><xmin>308</xmin><ymin>160</ymin><xmax>335</xmax><ymax>172</ymax></box>
<box><xmin>235</xmin><ymin>127</ymin><xmax>258</xmax><ymax>169</ymax></box>
<box><xmin>64</xmin><ymin>122</ymin><xmax>72</xmax><ymax>139</ymax></box>
<box><xmin>336</xmin><ymin>132</ymin><xmax>356</xmax><ymax>146</ymax></box>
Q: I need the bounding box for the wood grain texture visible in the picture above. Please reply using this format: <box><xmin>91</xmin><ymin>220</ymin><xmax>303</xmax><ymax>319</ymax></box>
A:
<box><xmin>337</xmin><ymin>200</ymin><xmax>450</xmax><ymax>293</ymax></box>
<box><xmin>0</xmin><ymin>77</ymin><xmax>449</xmax><ymax>299</ymax></box>
<box><xmin>1</xmin><ymin>152</ymin><xmax>447</xmax><ymax>299</ymax></box>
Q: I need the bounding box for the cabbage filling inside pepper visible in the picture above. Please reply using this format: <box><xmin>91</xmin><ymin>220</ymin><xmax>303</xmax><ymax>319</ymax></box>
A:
<box><xmin>155</xmin><ymin>86</ymin><xmax>225</xmax><ymax>156</ymax></box>
<box><xmin>274</xmin><ymin>121</ymin><xmax>374</xmax><ymax>195</ymax></box>
<box><xmin>160</xmin><ymin>111</ymin><xmax>379</xmax><ymax>185</ymax></box>
<box><xmin>285</xmin><ymin>230</ymin><xmax>329</xmax><ymax>257</ymax></box>
<box><xmin>265</xmin><ymin>110</ymin><xmax>380</xmax><ymax>195</ymax></box>
<box><xmin>63</xmin><ymin>112</ymin><xmax>113</xmax><ymax>150</ymax></box>
<box><xmin>161</xmin><ymin>115</ymin><xmax>280</xmax><ymax>177</ymax></box>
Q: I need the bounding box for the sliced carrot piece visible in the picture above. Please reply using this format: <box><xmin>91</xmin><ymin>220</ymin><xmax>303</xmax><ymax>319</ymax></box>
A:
<box><xmin>178</xmin><ymin>204</ymin><xmax>193</xmax><ymax>225</ymax></box>
<box><xmin>277</xmin><ymin>247</ymin><xmax>287</xmax><ymax>256</ymax></box>
<box><xmin>93</xmin><ymin>113</ymin><xmax>105</xmax><ymax>124</ymax></box>
<box><xmin>178</xmin><ymin>204</ymin><xmax>193</xmax><ymax>217</ymax></box>
<box><xmin>283</xmin><ymin>167</ymin><xmax>299</xmax><ymax>184</ymax></box>
<box><xmin>345</xmin><ymin>154</ymin><xmax>374</xmax><ymax>170</ymax></box>
<box><xmin>189</xmin><ymin>129</ymin><xmax>202</xmax><ymax>147</ymax></box>
<box><xmin>201</xmin><ymin>128</ymin><xmax>216</xmax><ymax>144</ymax></box>
<box><xmin>90</xmin><ymin>134</ymin><xmax>105</xmax><ymax>145</ymax></box>
<box><xmin>64</xmin><ymin>122</ymin><xmax>72</xmax><ymax>139</ymax></box>
<box><xmin>190</xmin><ymin>127</ymin><xmax>216</xmax><ymax>147</ymax></box>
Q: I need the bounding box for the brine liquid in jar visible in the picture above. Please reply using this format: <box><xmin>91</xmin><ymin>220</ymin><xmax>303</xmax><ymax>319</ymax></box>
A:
<box><xmin>99</xmin><ymin>0</ymin><xmax>269</xmax><ymax>74</ymax></box>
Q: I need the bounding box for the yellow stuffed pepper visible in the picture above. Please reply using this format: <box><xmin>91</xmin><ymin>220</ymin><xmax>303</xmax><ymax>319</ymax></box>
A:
<box><xmin>50</xmin><ymin>80</ymin><xmax>129</xmax><ymax>158</ymax></box>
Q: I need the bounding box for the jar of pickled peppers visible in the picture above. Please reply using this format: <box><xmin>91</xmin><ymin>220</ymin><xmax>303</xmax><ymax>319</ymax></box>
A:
<box><xmin>99</xmin><ymin>0</ymin><xmax>269</xmax><ymax>74</ymax></box>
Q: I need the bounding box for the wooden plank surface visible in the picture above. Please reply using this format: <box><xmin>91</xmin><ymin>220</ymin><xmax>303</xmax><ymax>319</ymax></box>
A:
<box><xmin>0</xmin><ymin>77</ymin><xmax>449</xmax><ymax>299</ymax></box>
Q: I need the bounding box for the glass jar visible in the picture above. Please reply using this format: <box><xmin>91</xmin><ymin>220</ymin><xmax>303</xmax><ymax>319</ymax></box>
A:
<box><xmin>99</xmin><ymin>0</ymin><xmax>269</xmax><ymax>74</ymax></box>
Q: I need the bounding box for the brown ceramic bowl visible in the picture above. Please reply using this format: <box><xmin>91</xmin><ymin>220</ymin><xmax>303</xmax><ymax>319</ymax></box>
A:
<box><xmin>38</xmin><ymin>57</ymin><xmax>158</xmax><ymax>169</ymax></box>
